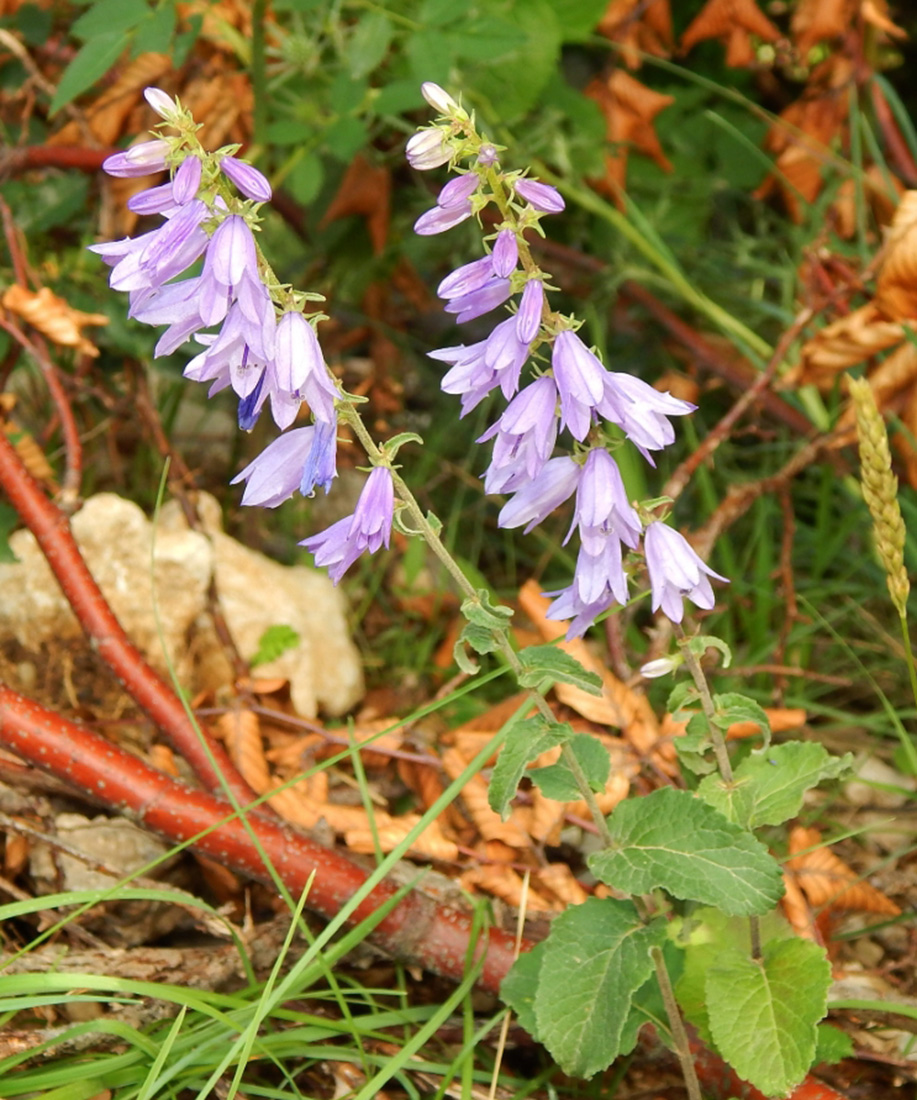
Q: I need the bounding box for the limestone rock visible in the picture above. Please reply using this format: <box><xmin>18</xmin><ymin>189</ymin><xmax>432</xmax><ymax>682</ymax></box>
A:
<box><xmin>0</xmin><ymin>492</ymin><xmax>363</xmax><ymax>718</ymax></box>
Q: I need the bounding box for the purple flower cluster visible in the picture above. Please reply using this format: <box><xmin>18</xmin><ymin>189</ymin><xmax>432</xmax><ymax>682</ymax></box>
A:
<box><xmin>410</xmin><ymin>85</ymin><xmax>726</xmax><ymax>634</ymax></box>
<box><xmin>91</xmin><ymin>86</ymin><xmax>396</xmax><ymax>582</ymax></box>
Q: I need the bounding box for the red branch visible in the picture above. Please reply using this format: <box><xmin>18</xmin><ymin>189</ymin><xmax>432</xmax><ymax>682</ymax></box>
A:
<box><xmin>0</xmin><ymin>427</ymin><xmax>260</xmax><ymax>810</ymax></box>
<box><xmin>0</xmin><ymin>685</ymin><xmax>518</xmax><ymax>993</ymax></box>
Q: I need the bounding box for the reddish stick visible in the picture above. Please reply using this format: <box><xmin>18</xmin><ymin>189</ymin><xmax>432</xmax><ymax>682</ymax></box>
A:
<box><xmin>0</xmin><ymin>685</ymin><xmax>517</xmax><ymax>992</ymax></box>
<box><xmin>0</xmin><ymin>427</ymin><xmax>260</xmax><ymax>810</ymax></box>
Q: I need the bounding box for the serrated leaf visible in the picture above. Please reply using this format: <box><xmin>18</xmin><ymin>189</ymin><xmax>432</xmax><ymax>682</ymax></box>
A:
<box><xmin>706</xmin><ymin>939</ymin><xmax>830</xmax><ymax>1096</ymax></box>
<box><xmin>547</xmin><ymin>0</ymin><xmax>609</xmax><ymax>41</ymax></box>
<box><xmin>518</xmin><ymin>644</ymin><xmax>602</xmax><ymax>695</ymax></box>
<box><xmin>529</xmin><ymin>734</ymin><xmax>610</xmax><ymax>801</ymax></box>
<box><xmin>674</xmin><ymin>907</ymin><xmax>794</xmax><ymax>1041</ymax></box>
<box><xmin>501</xmin><ymin>942</ymin><xmax>545</xmax><ymax>1037</ymax></box>
<box><xmin>698</xmin><ymin>743</ymin><xmax>853</xmax><ymax>829</ymax></box>
<box><xmin>533</xmin><ymin>898</ymin><xmax>665</xmax><ymax>1078</ymax></box>
<box><xmin>489</xmin><ymin>716</ymin><xmax>572</xmax><ymax>818</ymax></box>
<box><xmin>814</xmin><ymin>1023</ymin><xmax>854</xmax><ymax>1065</ymax></box>
<box><xmin>713</xmin><ymin>692</ymin><xmax>771</xmax><ymax>750</ymax></box>
<box><xmin>50</xmin><ymin>32</ymin><xmax>131</xmax><ymax>115</ymax></box>
<box><xmin>139</xmin><ymin>0</ymin><xmax>177</xmax><ymax>55</ymax></box>
<box><xmin>457</xmin><ymin>620</ymin><xmax>502</xmax><ymax>657</ymax></box>
<box><xmin>589</xmin><ymin>788</ymin><xmax>784</xmax><ymax>916</ymax></box>
<box><xmin>461</xmin><ymin>590</ymin><xmax>514</xmax><ymax>630</ymax></box>
<box><xmin>686</xmin><ymin>633</ymin><xmax>732</xmax><ymax>667</ymax></box>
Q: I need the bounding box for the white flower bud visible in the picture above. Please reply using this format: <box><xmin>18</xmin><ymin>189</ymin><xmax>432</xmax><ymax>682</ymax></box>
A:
<box><xmin>421</xmin><ymin>82</ymin><xmax>459</xmax><ymax>116</ymax></box>
<box><xmin>144</xmin><ymin>87</ymin><xmax>176</xmax><ymax>120</ymax></box>
<box><xmin>640</xmin><ymin>657</ymin><xmax>681</xmax><ymax>679</ymax></box>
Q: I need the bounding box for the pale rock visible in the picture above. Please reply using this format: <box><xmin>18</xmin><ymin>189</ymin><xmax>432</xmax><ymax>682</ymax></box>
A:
<box><xmin>0</xmin><ymin>491</ymin><xmax>363</xmax><ymax>718</ymax></box>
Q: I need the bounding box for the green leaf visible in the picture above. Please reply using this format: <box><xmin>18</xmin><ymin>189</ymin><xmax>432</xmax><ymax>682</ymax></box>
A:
<box><xmin>546</xmin><ymin>0</ymin><xmax>609</xmax><ymax>40</ymax></box>
<box><xmin>674</xmin><ymin>907</ymin><xmax>794</xmax><ymax>1041</ymax></box>
<box><xmin>461</xmin><ymin>589</ymin><xmax>514</xmax><ymax>630</ymax></box>
<box><xmin>529</xmin><ymin>733</ymin><xmax>610</xmax><ymax>801</ymax></box>
<box><xmin>50</xmin><ymin>31</ymin><xmax>130</xmax><ymax>114</ymax></box>
<box><xmin>517</xmin><ymin>644</ymin><xmax>602</xmax><ymax>695</ymax></box>
<box><xmin>71</xmin><ymin>0</ymin><xmax>151</xmax><ymax>39</ymax></box>
<box><xmin>533</xmin><ymin>898</ymin><xmax>665</xmax><ymax>1078</ymax></box>
<box><xmin>814</xmin><ymin>1023</ymin><xmax>854</xmax><ymax>1065</ymax></box>
<box><xmin>589</xmin><ymin>788</ymin><xmax>784</xmax><ymax>916</ymax></box>
<box><xmin>713</xmin><ymin>692</ymin><xmax>771</xmax><ymax>750</ymax></box>
<box><xmin>346</xmin><ymin>12</ymin><xmax>393</xmax><ymax>79</ymax></box>
<box><xmin>464</xmin><ymin>0</ymin><xmax>560</xmax><ymax>120</ymax></box>
<box><xmin>488</xmin><ymin>716</ymin><xmax>572</xmax><ymax>818</ymax></box>
<box><xmin>686</xmin><ymin>633</ymin><xmax>732</xmax><ymax>668</ymax></box>
<box><xmin>501</xmin><ymin>941</ymin><xmax>545</xmax><ymax>1037</ymax></box>
<box><xmin>250</xmin><ymin>624</ymin><xmax>300</xmax><ymax>668</ymax></box>
<box><xmin>706</xmin><ymin>939</ymin><xmax>830</xmax><ymax>1096</ymax></box>
<box><xmin>698</xmin><ymin>743</ymin><xmax>853</xmax><ymax>828</ymax></box>
<box><xmin>140</xmin><ymin>0</ymin><xmax>177</xmax><ymax>55</ymax></box>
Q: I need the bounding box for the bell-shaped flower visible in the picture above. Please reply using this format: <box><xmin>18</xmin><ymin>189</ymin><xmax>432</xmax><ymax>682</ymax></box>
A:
<box><xmin>198</xmin><ymin>215</ymin><xmax>263</xmax><ymax>327</ymax></box>
<box><xmin>491</xmin><ymin>229</ymin><xmax>518</xmax><ymax>277</ymax></box>
<box><xmin>437</xmin><ymin>255</ymin><xmax>496</xmax><ymax>301</ymax></box>
<box><xmin>301</xmin><ymin>466</ymin><xmax>395</xmax><ymax>583</ymax></box>
<box><xmin>444</xmin><ymin>277</ymin><xmax>511</xmax><ymax>324</ymax></box>
<box><xmin>498</xmin><ymin>456</ymin><xmax>580</xmax><ymax>534</ymax></box>
<box><xmin>274</xmin><ymin>311</ymin><xmax>337</xmax><ymax>423</ymax></box>
<box><xmin>643</xmin><ymin>521</ymin><xmax>727</xmax><ymax>623</ymax></box>
<box><xmin>480</xmin><ymin>376</ymin><xmax>558</xmax><ymax>493</ymax></box>
<box><xmin>573</xmin><ymin>447</ymin><xmax>642</xmax><ymax>552</ymax></box>
<box><xmin>232</xmin><ymin>426</ymin><xmax>322</xmax><ymax>507</ymax></box>
<box><xmin>406</xmin><ymin>128</ymin><xmax>454</xmax><ymax>171</ymax></box>
<box><xmin>544</xmin><ymin>535</ymin><xmax>628</xmax><ymax>639</ymax></box>
<box><xmin>515</xmin><ymin>279</ymin><xmax>543</xmax><ymax>342</ymax></box>
<box><xmin>551</xmin><ymin>329</ymin><xmax>609</xmax><ymax>441</ymax></box>
<box><xmin>599</xmin><ymin>373</ymin><xmax>696</xmax><ymax>464</ymax></box>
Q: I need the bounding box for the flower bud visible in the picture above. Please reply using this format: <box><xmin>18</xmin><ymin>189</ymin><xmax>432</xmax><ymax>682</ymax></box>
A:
<box><xmin>220</xmin><ymin>155</ymin><xmax>272</xmax><ymax>202</ymax></box>
<box><xmin>144</xmin><ymin>87</ymin><xmax>176</xmax><ymax>119</ymax></box>
<box><xmin>421</xmin><ymin>82</ymin><xmax>459</xmax><ymax>116</ymax></box>
<box><xmin>406</xmin><ymin>129</ymin><xmax>453</xmax><ymax>170</ymax></box>
<box><xmin>639</xmin><ymin>657</ymin><xmax>680</xmax><ymax>679</ymax></box>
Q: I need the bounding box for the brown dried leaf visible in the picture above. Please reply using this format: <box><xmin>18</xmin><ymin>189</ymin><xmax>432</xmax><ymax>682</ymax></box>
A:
<box><xmin>780</xmin><ymin>869</ymin><xmax>821</xmax><ymax>941</ymax></box>
<box><xmin>834</xmin><ymin>342</ymin><xmax>917</xmax><ymax>433</ymax></box>
<box><xmin>830</xmin><ymin>165</ymin><xmax>904</xmax><ymax>240</ymax></box>
<box><xmin>585</xmin><ymin>70</ymin><xmax>674</xmax><ymax>203</ymax></box>
<box><xmin>876</xmin><ymin>191</ymin><xmax>917</xmax><ymax>321</ymax></box>
<box><xmin>792</xmin><ymin>303</ymin><xmax>904</xmax><ymax>388</ymax></box>
<box><xmin>861</xmin><ymin>0</ymin><xmax>907</xmax><ymax>38</ymax></box>
<box><xmin>791</xmin><ymin>0</ymin><xmax>852</xmax><ymax>55</ymax></box>
<box><xmin>536</xmin><ymin>862</ymin><xmax>590</xmax><ymax>906</ymax></box>
<box><xmin>754</xmin><ymin>58</ymin><xmax>852</xmax><ymax>222</ymax></box>
<box><xmin>680</xmin><ymin>0</ymin><xmax>780</xmax><ymax>65</ymax></box>
<box><xmin>319</xmin><ymin>154</ymin><xmax>391</xmax><ymax>255</ymax></box>
<box><xmin>2</xmin><ymin>284</ymin><xmax>108</xmax><ymax>357</ymax></box>
<box><xmin>596</xmin><ymin>0</ymin><xmax>674</xmax><ymax>69</ymax></box>
<box><xmin>217</xmin><ymin>709</ymin><xmax>271</xmax><ymax>793</ymax></box>
<box><xmin>345</xmin><ymin>815</ymin><xmax>458</xmax><ymax>862</ymax></box>
<box><xmin>442</xmin><ymin>746</ymin><xmax>531</xmax><ymax>848</ymax></box>
<box><xmin>459</xmin><ymin>864</ymin><xmax>556</xmax><ymax>912</ymax></box>
<box><xmin>787</xmin><ymin>826</ymin><xmax>901</xmax><ymax>916</ymax></box>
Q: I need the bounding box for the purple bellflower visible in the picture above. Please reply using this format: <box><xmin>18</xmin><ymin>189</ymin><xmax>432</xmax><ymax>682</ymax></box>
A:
<box><xmin>301</xmin><ymin>466</ymin><xmax>395</xmax><ymax>583</ymax></box>
<box><xmin>514</xmin><ymin>178</ymin><xmax>565</xmax><ymax>213</ymax></box>
<box><xmin>551</xmin><ymin>329</ymin><xmax>610</xmax><ymax>441</ymax></box>
<box><xmin>480</xmin><ymin>375</ymin><xmax>558</xmax><ymax>494</ymax></box>
<box><xmin>644</xmin><ymin>521</ymin><xmax>727</xmax><ymax>623</ymax></box>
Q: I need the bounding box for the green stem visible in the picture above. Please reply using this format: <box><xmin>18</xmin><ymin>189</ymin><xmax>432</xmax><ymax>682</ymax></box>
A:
<box><xmin>675</xmin><ymin>626</ymin><xmax>733</xmax><ymax>783</ymax></box>
<box><xmin>651</xmin><ymin>944</ymin><xmax>703</xmax><ymax>1100</ymax></box>
<box><xmin>897</xmin><ymin>612</ymin><xmax>917</xmax><ymax>776</ymax></box>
